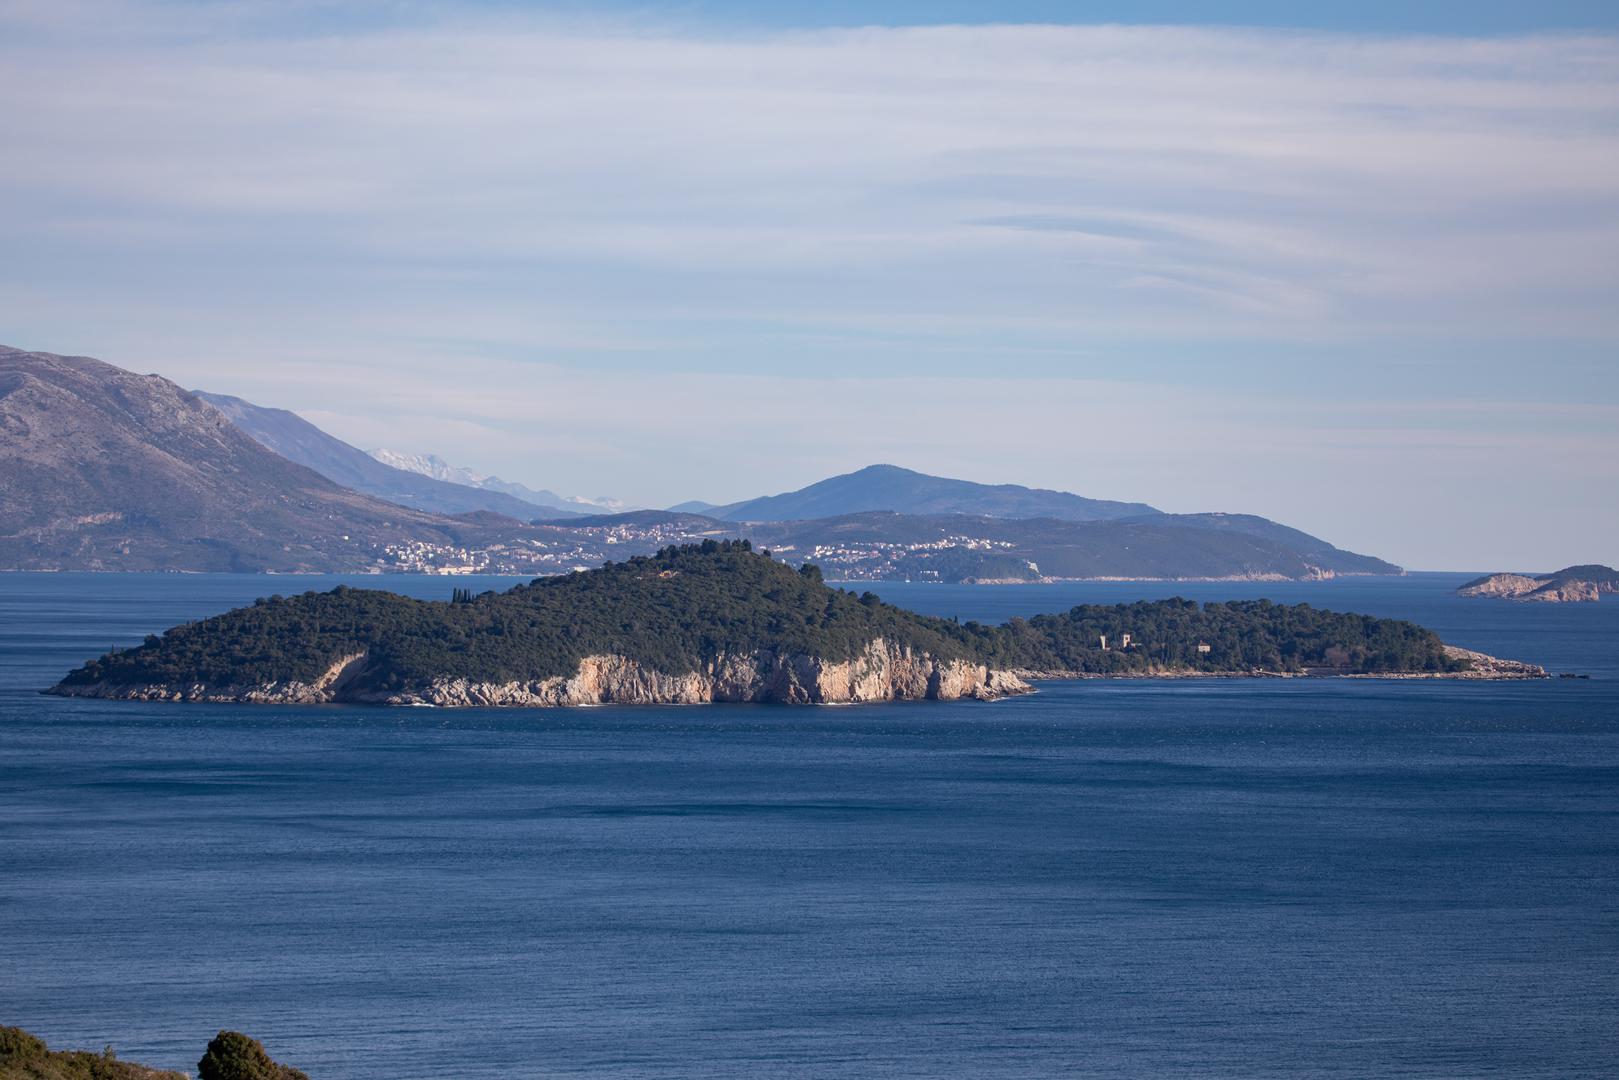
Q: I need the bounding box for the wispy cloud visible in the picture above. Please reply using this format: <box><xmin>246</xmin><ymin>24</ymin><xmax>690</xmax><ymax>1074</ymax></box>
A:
<box><xmin>0</xmin><ymin>2</ymin><xmax>1616</xmax><ymax>567</ymax></box>
<box><xmin>3</xmin><ymin>5</ymin><xmax>1616</xmax><ymax>337</ymax></box>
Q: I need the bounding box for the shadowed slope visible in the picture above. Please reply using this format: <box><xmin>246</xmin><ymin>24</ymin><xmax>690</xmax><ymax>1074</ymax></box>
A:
<box><xmin>0</xmin><ymin>346</ymin><xmax>512</xmax><ymax>571</ymax></box>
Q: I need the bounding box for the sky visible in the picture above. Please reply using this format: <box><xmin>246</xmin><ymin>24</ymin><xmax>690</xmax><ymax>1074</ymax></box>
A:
<box><xmin>1</xmin><ymin>1</ymin><xmax>1616</xmax><ymax>571</ymax></box>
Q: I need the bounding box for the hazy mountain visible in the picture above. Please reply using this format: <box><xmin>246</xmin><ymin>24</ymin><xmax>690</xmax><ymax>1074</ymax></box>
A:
<box><xmin>733</xmin><ymin>511</ymin><xmax>1397</xmax><ymax>580</ymax></box>
<box><xmin>687</xmin><ymin>464</ymin><xmax>1397</xmax><ymax>579</ymax></box>
<box><xmin>0</xmin><ymin>345</ymin><xmax>1400</xmax><ymax>580</ymax></box>
<box><xmin>529</xmin><ymin>508</ymin><xmax>1399</xmax><ymax>582</ymax></box>
<box><xmin>194</xmin><ymin>392</ymin><xmax>571</xmax><ymax>519</ymax></box>
<box><xmin>0</xmin><ymin>346</ymin><xmax>521</xmax><ymax>571</ymax></box>
<box><xmin>706</xmin><ymin>464</ymin><xmax>1160</xmax><ymax>523</ymax></box>
<box><xmin>1108</xmin><ymin>512</ymin><xmax>1397</xmax><ymax>576</ymax></box>
<box><xmin>370</xmin><ymin>449</ymin><xmax>496</xmax><ymax>489</ymax></box>
<box><xmin>666</xmin><ymin>499</ymin><xmax>719</xmax><ymax>514</ymax></box>
<box><xmin>371</xmin><ymin>449</ymin><xmax>624</xmax><ymax>515</ymax></box>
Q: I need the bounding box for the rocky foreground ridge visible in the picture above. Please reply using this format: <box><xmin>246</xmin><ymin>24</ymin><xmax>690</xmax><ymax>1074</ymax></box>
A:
<box><xmin>1458</xmin><ymin>564</ymin><xmax>1619</xmax><ymax>603</ymax></box>
<box><xmin>0</xmin><ymin>1025</ymin><xmax>305</xmax><ymax>1080</ymax></box>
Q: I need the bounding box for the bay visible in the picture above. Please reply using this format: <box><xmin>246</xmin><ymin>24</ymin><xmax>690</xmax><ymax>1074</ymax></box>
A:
<box><xmin>2</xmin><ymin>572</ymin><xmax>1615</xmax><ymax>1078</ymax></box>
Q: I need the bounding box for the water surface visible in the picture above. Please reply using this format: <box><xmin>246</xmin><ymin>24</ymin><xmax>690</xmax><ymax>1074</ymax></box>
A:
<box><xmin>2</xmin><ymin>573</ymin><xmax>1615</xmax><ymax>1078</ymax></box>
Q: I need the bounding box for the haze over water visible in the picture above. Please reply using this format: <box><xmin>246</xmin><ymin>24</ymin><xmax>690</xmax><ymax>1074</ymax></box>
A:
<box><xmin>3</xmin><ymin>573</ymin><xmax>1616</xmax><ymax>1078</ymax></box>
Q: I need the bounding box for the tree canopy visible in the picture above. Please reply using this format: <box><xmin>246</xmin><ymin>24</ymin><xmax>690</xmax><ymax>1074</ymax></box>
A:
<box><xmin>58</xmin><ymin>543</ymin><xmax>1466</xmax><ymax>695</ymax></box>
<box><xmin>196</xmin><ymin>1032</ymin><xmax>308</xmax><ymax>1080</ymax></box>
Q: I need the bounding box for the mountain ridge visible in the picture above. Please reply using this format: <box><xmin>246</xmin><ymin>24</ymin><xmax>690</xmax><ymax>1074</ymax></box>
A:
<box><xmin>369</xmin><ymin>448</ymin><xmax>622</xmax><ymax>514</ymax></box>
<box><xmin>0</xmin><ymin>346</ymin><xmax>523</xmax><ymax>571</ymax></box>
<box><xmin>194</xmin><ymin>391</ymin><xmax>572</xmax><ymax>519</ymax></box>
<box><xmin>536</xmin><ymin>508</ymin><xmax>1400</xmax><ymax>581</ymax></box>
<box><xmin>705</xmin><ymin>463</ymin><xmax>1160</xmax><ymax>523</ymax></box>
<box><xmin>1</xmin><ymin>345</ymin><xmax>1402</xmax><ymax>580</ymax></box>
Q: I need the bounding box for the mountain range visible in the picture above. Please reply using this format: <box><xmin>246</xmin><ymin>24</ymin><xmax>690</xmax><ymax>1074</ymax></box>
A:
<box><xmin>0</xmin><ymin>344</ymin><xmax>1404</xmax><ymax>580</ymax></box>
<box><xmin>368</xmin><ymin>448</ymin><xmax>624</xmax><ymax>515</ymax></box>
<box><xmin>542</xmin><ymin>508</ymin><xmax>1397</xmax><ymax>581</ymax></box>
<box><xmin>194</xmin><ymin>391</ymin><xmax>569</xmax><ymax>520</ymax></box>
<box><xmin>0</xmin><ymin>347</ymin><xmax>521</xmax><ymax>572</ymax></box>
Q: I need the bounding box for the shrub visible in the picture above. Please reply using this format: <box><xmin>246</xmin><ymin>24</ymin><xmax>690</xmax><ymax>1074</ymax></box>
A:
<box><xmin>197</xmin><ymin>1031</ymin><xmax>308</xmax><ymax>1080</ymax></box>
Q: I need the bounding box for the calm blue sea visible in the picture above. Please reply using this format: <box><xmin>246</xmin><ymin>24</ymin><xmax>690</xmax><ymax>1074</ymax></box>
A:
<box><xmin>2</xmin><ymin>572</ymin><xmax>1616</xmax><ymax>1078</ymax></box>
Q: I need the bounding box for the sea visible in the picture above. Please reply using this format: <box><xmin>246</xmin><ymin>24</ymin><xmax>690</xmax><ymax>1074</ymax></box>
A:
<box><xmin>2</xmin><ymin>572</ymin><xmax>1615</xmax><ymax>1079</ymax></box>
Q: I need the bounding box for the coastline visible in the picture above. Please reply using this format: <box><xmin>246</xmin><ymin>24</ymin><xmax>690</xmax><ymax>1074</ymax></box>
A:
<box><xmin>1012</xmin><ymin>646</ymin><xmax>1547</xmax><ymax>683</ymax></box>
<box><xmin>829</xmin><ymin>571</ymin><xmax>1403</xmax><ymax>586</ymax></box>
<box><xmin>50</xmin><ymin>647</ymin><xmax>1547</xmax><ymax>707</ymax></box>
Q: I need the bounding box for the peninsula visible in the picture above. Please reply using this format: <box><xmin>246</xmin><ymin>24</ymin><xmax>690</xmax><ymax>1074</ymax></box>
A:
<box><xmin>50</xmin><ymin>543</ymin><xmax>1544</xmax><ymax>707</ymax></box>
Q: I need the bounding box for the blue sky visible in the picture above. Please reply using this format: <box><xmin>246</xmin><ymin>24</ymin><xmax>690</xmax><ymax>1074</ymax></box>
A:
<box><xmin>1</xmin><ymin>0</ymin><xmax>1616</xmax><ymax>569</ymax></box>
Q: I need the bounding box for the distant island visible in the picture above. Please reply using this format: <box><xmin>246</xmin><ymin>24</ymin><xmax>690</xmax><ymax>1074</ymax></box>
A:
<box><xmin>49</xmin><ymin>543</ymin><xmax>1543</xmax><ymax>707</ymax></box>
<box><xmin>1458</xmin><ymin>564</ymin><xmax>1619</xmax><ymax>603</ymax></box>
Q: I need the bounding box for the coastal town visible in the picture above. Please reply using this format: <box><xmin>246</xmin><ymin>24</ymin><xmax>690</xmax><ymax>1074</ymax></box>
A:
<box><xmin>376</xmin><ymin>520</ymin><xmax>1044</xmax><ymax>581</ymax></box>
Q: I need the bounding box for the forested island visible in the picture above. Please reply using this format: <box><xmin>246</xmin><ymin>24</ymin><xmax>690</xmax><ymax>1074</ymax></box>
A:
<box><xmin>50</xmin><ymin>543</ymin><xmax>1543</xmax><ymax>707</ymax></box>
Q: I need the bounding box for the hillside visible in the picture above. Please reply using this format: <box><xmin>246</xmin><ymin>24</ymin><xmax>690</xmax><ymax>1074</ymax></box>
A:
<box><xmin>0</xmin><ymin>1027</ymin><xmax>183</xmax><ymax>1080</ymax></box>
<box><xmin>195</xmin><ymin>391</ymin><xmax>572</xmax><ymax>519</ymax></box>
<box><xmin>705</xmin><ymin>464</ymin><xmax>1159</xmax><ymax>522</ymax></box>
<box><xmin>52</xmin><ymin>541</ymin><xmax>1027</xmax><ymax>705</ymax></box>
<box><xmin>1458</xmin><ymin>564</ymin><xmax>1619</xmax><ymax>602</ymax></box>
<box><xmin>0</xmin><ymin>346</ymin><xmax>523</xmax><ymax>571</ymax></box>
<box><xmin>0</xmin><ymin>346</ymin><xmax>1397</xmax><ymax>580</ymax></box>
<box><xmin>744</xmin><ymin>511</ymin><xmax>1398</xmax><ymax>580</ymax></box>
<box><xmin>1108</xmin><ymin>512</ymin><xmax>1400</xmax><ymax>576</ymax></box>
<box><xmin>536</xmin><ymin>508</ymin><xmax>1398</xmax><ymax>581</ymax></box>
<box><xmin>51</xmin><ymin>543</ymin><xmax>1528</xmax><ymax>708</ymax></box>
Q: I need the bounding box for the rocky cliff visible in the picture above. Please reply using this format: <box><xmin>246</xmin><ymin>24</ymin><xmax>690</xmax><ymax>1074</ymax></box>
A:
<box><xmin>53</xmin><ymin>639</ymin><xmax>1032</xmax><ymax>707</ymax></box>
<box><xmin>1458</xmin><ymin>565</ymin><xmax>1619</xmax><ymax>603</ymax></box>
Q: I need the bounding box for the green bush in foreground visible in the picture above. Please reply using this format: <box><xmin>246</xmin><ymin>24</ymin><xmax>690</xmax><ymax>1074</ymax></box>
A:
<box><xmin>0</xmin><ymin>1026</ymin><xmax>308</xmax><ymax>1080</ymax></box>
<box><xmin>197</xmin><ymin>1031</ymin><xmax>308</xmax><ymax>1080</ymax></box>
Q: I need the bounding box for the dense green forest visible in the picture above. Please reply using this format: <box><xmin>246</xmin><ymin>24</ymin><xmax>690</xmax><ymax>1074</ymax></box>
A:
<box><xmin>56</xmin><ymin>542</ymin><xmax>1465</xmax><ymax>695</ymax></box>
<box><xmin>946</xmin><ymin>598</ymin><xmax>1462</xmax><ymax>674</ymax></box>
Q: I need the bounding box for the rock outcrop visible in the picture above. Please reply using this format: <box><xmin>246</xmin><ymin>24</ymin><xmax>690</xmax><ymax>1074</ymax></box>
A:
<box><xmin>1458</xmin><ymin>566</ymin><xmax>1618</xmax><ymax>603</ymax></box>
<box><xmin>1439</xmin><ymin>645</ymin><xmax>1548</xmax><ymax>679</ymax></box>
<box><xmin>51</xmin><ymin>639</ymin><xmax>1033</xmax><ymax>707</ymax></box>
<box><xmin>1457</xmin><ymin>573</ymin><xmax>1545</xmax><ymax>599</ymax></box>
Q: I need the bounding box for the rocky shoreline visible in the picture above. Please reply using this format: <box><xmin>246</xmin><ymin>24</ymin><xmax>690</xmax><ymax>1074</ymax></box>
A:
<box><xmin>1010</xmin><ymin>645</ymin><xmax>1546</xmax><ymax>682</ymax></box>
<box><xmin>49</xmin><ymin>639</ymin><xmax>1035</xmax><ymax>707</ymax></box>
<box><xmin>50</xmin><ymin>639</ymin><xmax>1550</xmax><ymax>708</ymax></box>
<box><xmin>1458</xmin><ymin>567</ymin><xmax>1618</xmax><ymax>603</ymax></box>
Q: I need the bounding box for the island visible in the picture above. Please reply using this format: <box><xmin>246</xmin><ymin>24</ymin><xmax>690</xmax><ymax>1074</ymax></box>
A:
<box><xmin>49</xmin><ymin>542</ymin><xmax>1545</xmax><ymax>707</ymax></box>
<box><xmin>1457</xmin><ymin>564</ymin><xmax>1619</xmax><ymax>603</ymax></box>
